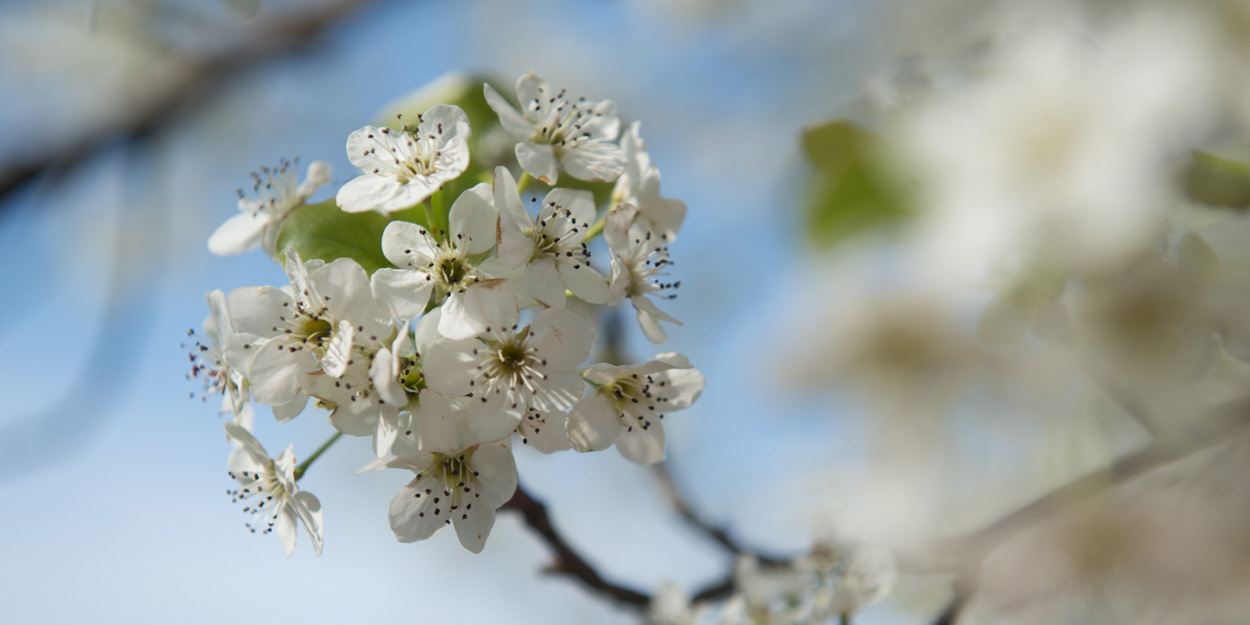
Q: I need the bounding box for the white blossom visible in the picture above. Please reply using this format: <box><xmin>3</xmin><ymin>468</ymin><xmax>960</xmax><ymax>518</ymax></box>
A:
<box><xmin>484</xmin><ymin>72</ymin><xmax>626</xmax><ymax>185</ymax></box>
<box><xmin>423</xmin><ymin>279</ymin><xmax>595</xmax><ymax>443</ymax></box>
<box><xmin>566</xmin><ymin>352</ymin><xmax>704</xmax><ymax>465</ymax></box>
<box><xmin>209</xmin><ymin>158</ymin><xmax>331</xmax><ymax>256</ymax></box>
<box><xmin>605</xmin><ymin>203</ymin><xmax>682</xmax><ymax>343</ymax></box>
<box><xmin>360</xmin><ymin>390</ymin><xmax>518</xmax><ymax>553</ymax></box>
<box><xmin>188</xmin><ymin>290</ymin><xmax>256</xmax><ymax>421</ymax></box>
<box><xmin>494</xmin><ymin>166</ymin><xmax>608</xmax><ymax>308</ymax></box>
<box><xmin>336</xmin><ymin>104</ymin><xmax>471</xmax><ymax>214</ymax></box>
<box><xmin>613</xmin><ymin>122</ymin><xmax>687</xmax><ymax>241</ymax></box>
<box><xmin>223</xmin><ymin>422</ymin><xmax>324</xmax><ymax>557</ymax></box>
<box><xmin>227</xmin><ymin>252</ymin><xmax>393</xmax><ymax>411</ymax></box>
<box><xmin>370</xmin><ymin>184</ymin><xmax>502</xmax><ymax>340</ymax></box>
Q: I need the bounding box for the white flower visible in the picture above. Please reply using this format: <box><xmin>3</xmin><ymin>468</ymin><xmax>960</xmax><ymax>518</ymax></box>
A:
<box><xmin>423</xmin><ymin>279</ymin><xmax>595</xmax><ymax>443</ymax></box>
<box><xmin>228</xmin><ymin>252</ymin><xmax>393</xmax><ymax>411</ymax></box>
<box><xmin>899</xmin><ymin>15</ymin><xmax>1218</xmax><ymax>277</ymax></box>
<box><xmin>223</xmin><ymin>422</ymin><xmax>324</xmax><ymax>557</ymax></box>
<box><xmin>188</xmin><ymin>290</ymin><xmax>256</xmax><ymax>421</ymax></box>
<box><xmin>336</xmin><ymin>104</ymin><xmax>471</xmax><ymax>214</ymax></box>
<box><xmin>613</xmin><ymin>122</ymin><xmax>687</xmax><ymax>241</ymax></box>
<box><xmin>209</xmin><ymin>158</ymin><xmax>331</xmax><ymax>256</ymax></box>
<box><xmin>605</xmin><ymin>203</ymin><xmax>682</xmax><ymax>343</ymax></box>
<box><xmin>360</xmin><ymin>390</ymin><xmax>518</xmax><ymax>553</ymax></box>
<box><xmin>565</xmin><ymin>352</ymin><xmax>704</xmax><ymax>464</ymax></box>
<box><xmin>370</xmin><ymin>184</ymin><xmax>502</xmax><ymax>339</ymax></box>
<box><xmin>494</xmin><ymin>166</ymin><xmax>608</xmax><ymax>307</ymax></box>
<box><xmin>484</xmin><ymin>72</ymin><xmax>626</xmax><ymax>185</ymax></box>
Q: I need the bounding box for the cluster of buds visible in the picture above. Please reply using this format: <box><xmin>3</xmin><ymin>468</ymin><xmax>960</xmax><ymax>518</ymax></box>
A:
<box><xmin>194</xmin><ymin>72</ymin><xmax>703</xmax><ymax>556</ymax></box>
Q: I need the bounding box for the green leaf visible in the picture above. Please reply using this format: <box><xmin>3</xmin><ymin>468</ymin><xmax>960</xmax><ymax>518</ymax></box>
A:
<box><xmin>274</xmin><ymin>199</ymin><xmax>395</xmax><ymax>274</ymax></box>
<box><xmin>1180</xmin><ymin>151</ymin><xmax>1250</xmax><ymax>209</ymax></box>
<box><xmin>800</xmin><ymin>120</ymin><xmax>911</xmax><ymax>248</ymax></box>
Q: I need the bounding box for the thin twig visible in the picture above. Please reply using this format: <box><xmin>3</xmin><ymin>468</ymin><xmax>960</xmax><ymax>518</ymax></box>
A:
<box><xmin>503</xmin><ymin>482</ymin><xmax>651</xmax><ymax>609</ymax></box>
<box><xmin>651</xmin><ymin>463</ymin><xmax>789</xmax><ymax>566</ymax></box>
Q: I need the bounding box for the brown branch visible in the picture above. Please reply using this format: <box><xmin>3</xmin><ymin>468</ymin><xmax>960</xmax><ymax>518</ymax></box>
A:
<box><xmin>0</xmin><ymin>0</ymin><xmax>375</xmax><ymax>204</ymax></box>
<box><xmin>503</xmin><ymin>482</ymin><xmax>651</xmax><ymax>609</ymax></box>
<box><xmin>652</xmin><ymin>463</ymin><xmax>789</xmax><ymax>566</ymax></box>
<box><xmin>928</xmin><ymin>400</ymin><xmax>1250</xmax><ymax>625</ymax></box>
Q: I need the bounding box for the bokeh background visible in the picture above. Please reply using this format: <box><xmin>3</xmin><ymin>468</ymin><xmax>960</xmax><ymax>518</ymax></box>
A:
<box><xmin>9</xmin><ymin>1</ymin><xmax>1244</xmax><ymax>624</ymax></box>
<box><xmin>0</xmin><ymin>1</ymin><xmax>911</xmax><ymax>623</ymax></box>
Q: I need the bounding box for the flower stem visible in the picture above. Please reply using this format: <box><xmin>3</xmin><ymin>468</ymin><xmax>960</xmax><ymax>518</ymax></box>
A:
<box><xmin>516</xmin><ymin>172</ymin><xmax>532</xmax><ymax>194</ymax></box>
<box><xmin>294</xmin><ymin>431</ymin><xmax>343</xmax><ymax>481</ymax></box>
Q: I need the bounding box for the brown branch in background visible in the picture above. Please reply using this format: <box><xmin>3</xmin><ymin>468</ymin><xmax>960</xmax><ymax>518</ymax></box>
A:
<box><xmin>0</xmin><ymin>0</ymin><xmax>375</xmax><ymax>205</ymax></box>
<box><xmin>651</xmin><ymin>463</ymin><xmax>789</xmax><ymax>566</ymax></box>
<box><xmin>928</xmin><ymin>401</ymin><xmax>1250</xmax><ymax>625</ymax></box>
<box><xmin>503</xmin><ymin>482</ymin><xmax>651</xmax><ymax>609</ymax></box>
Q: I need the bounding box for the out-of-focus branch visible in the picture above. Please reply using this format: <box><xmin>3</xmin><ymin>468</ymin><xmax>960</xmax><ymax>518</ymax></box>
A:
<box><xmin>651</xmin><ymin>463</ymin><xmax>789</xmax><ymax>566</ymax></box>
<box><xmin>0</xmin><ymin>0</ymin><xmax>375</xmax><ymax>205</ymax></box>
<box><xmin>928</xmin><ymin>400</ymin><xmax>1250</xmax><ymax>624</ymax></box>
<box><xmin>503</xmin><ymin>482</ymin><xmax>651</xmax><ymax>609</ymax></box>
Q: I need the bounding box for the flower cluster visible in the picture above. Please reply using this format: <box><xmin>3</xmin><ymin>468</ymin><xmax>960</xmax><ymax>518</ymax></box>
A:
<box><xmin>195</xmin><ymin>72</ymin><xmax>704</xmax><ymax>556</ymax></box>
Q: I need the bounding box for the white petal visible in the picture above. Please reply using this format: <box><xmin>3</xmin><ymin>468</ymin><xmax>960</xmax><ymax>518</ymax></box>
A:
<box><xmin>248</xmin><ymin>336</ymin><xmax>316</xmax><ymax>406</ymax></box>
<box><xmin>604</xmin><ymin>203</ymin><xmax>638</xmax><ymax>258</ymax></box>
<box><xmin>529</xmin><ymin>370</ymin><xmax>585</xmax><ymax>414</ymax></box>
<box><xmin>558</xmin><ymin>261</ymin><xmax>608</xmax><ymax>304</ymax></box>
<box><xmin>516</xmin><ymin>73</ymin><xmax>544</xmax><ymax>117</ymax></box>
<box><xmin>565</xmin><ymin>393</ymin><xmax>621</xmax><ymax>453</ymax></box>
<box><xmin>370</xmin><ymin>268</ymin><xmax>435</xmax><ymax>321</ymax></box>
<box><xmin>388</xmin><ymin>473</ymin><xmax>450</xmax><ymax>543</ymax></box>
<box><xmin>223</xmin><ymin>421</ymin><xmax>267</xmax><ymax>462</ymax></box>
<box><xmin>520</xmin><ymin>410</ymin><xmax>572</xmax><ymax>454</ymax></box>
<box><xmin>422</xmin><ymin>338</ymin><xmax>480</xmax><ymax>397</ymax></box>
<box><xmin>413</xmin><ymin>307</ymin><xmax>443</xmax><ymax>355</ymax></box>
<box><xmin>271</xmin><ymin>391</ymin><xmax>308</xmax><ymax>423</ymax></box>
<box><xmin>525</xmin><ymin>257</ymin><xmax>566</xmax><ymax>308</ymax></box>
<box><xmin>616</xmin><ymin>420</ymin><xmax>666</xmax><ymax>465</ymax></box>
<box><xmin>493</xmin><ymin>166</ymin><xmax>532</xmax><ymax>235</ymax></box>
<box><xmin>370</xmin><ymin>348</ymin><xmax>407</xmax><ymax>407</ymax></box>
<box><xmin>320</xmin><ymin>320</ymin><xmax>355</xmax><ymax>378</ymax></box>
<box><xmin>374</xmin><ymin>407</ymin><xmax>400</xmax><ymax>457</ymax></box>
<box><xmin>544</xmin><ymin>188</ymin><xmax>597</xmax><ymax>229</ymax></box>
<box><xmin>413</xmin><ymin>389</ymin><xmax>463</xmax><ymax>453</ymax></box>
<box><xmin>275</xmin><ymin>506</ymin><xmax>298</xmax><ymax>557</ymax></box>
<box><xmin>529</xmin><ymin>308</ymin><xmax>596</xmax><ymax>371</ymax></box>
<box><xmin>453</xmin><ymin>506</ymin><xmax>496</xmax><ymax>554</ymax></box>
<box><xmin>336</xmin><ymin>175</ymin><xmax>402</xmax><ymax>214</ymax></box>
<box><xmin>346</xmin><ymin>125</ymin><xmax>405</xmax><ymax>172</ymax></box>
<box><xmin>440</xmin><ymin>280</ymin><xmax>518</xmax><ymax>341</ymax></box>
<box><xmin>468</xmin><ymin>384</ymin><xmax>525</xmax><ymax>442</ymax></box>
<box><xmin>561</xmin><ymin>142</ymin><xmax>627</xmax><ymax>182</ymax></box>
<box><xmin>484</xmin><ymin>82</ymin><xmax>534</xmax><ymax>138</ymax></box>
<box><xmin>291</xmin><ymin>491</ymin><xmax>324</xmax><ymax>556</ymax></box>
<box><xmin>637</xmin><ymin>305</ymin><xmax>669</xmax><ymax>344</ymax></box>
<box><xmin>655</xmin><ymin>367</ymin><xmax>705</xmax><ymax>410</ymax></box>
<box><xmin>226</xmin><ymin>285</ymin><xmax>291</xmax><ymax>337</ymax></box>
<box><xmin>381</xmin><ymin>220</ymin><xmax>440</xmax><ymax>268</ymax></box>
<box><xmin>516</xmin><ymin>141</ymin><xmax>559</xmax><ymax>185</ymax></box>
<box><xmin>315</xmin><ymin>258</ymin><xmax>392</xmax><ymax>342</ymax></box>
<box><xmin>449</xmin><ymin>183</ymin><xmax>498</xmax><ymax>255</ymax></box>
<box><xmin>297</xmin><ymin>160</ymin><xmax>332</xmax><ymax>198</ymax></box>
<box><xmin>470</xmin><ymin>440</ymin><xmax>518</xmax><ymax>508</ymax></box>
<box><xmin>208</xmin><ymin>211</ymin><xmax>269</xmax><ymax>256</ymax></box>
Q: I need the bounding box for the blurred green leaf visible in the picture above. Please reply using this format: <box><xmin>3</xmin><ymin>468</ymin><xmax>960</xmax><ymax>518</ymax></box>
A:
<box><xmin>275</xmin><ymin>199</ymin><xmax>395</xmax><ymax>274</ymax></box>
<box><xmin>800</xmin><ymin>120</ymin><xmax>911</xmax><ymax>248</ymax></box>
<box><xmin>1181</xmin><ymin>151</ymin><xmax>1250</xmax><ymax>209</ymax></box>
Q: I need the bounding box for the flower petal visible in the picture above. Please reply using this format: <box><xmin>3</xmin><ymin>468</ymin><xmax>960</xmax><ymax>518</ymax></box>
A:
<box><xmin>516</xmin><ymin>141</ymin><xmax>559</xmax><ymax>185</ymax></box>
<box><xmin>484</xmin><ymin>83</ymin><xmax>534</xmax><ymax>139</ymax></box>
<box><xmin>559</xmin><ymin>261</ymin><xmax>608</xmax><ymax>305</ymax></box>
<box><xmin>566</xmin><ymin>392</ymin><xmax>621</xmax><ymax>453</ymax></box>
<box><xmin>336</xmin><ymin>174</ymin><xmax>402</xmax><ymax>214</ymax></box>
<box><xmin>370</xmin><ymin>268</ymin><xmax>435</xmax><ymax>321</ymax></box>
<box><xmin>529</xmin><ymin>308</ymin><xmax>596</xmax><ymax>371</ymax></box>
<box><xmin>525</xmin><ymin>257</ymin><xmax>566</xmax><ymax>308</ymax></box>
<box><xmin>449</xmin><ymin>182</ymin><xmax>498</xmax><ymax>255</ymax></box>
<box><xmin>208</xmin><ymin>211</ymin><xmax>269</xmax><ymax>256</ymax></box>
